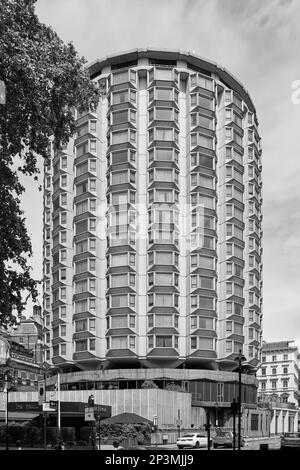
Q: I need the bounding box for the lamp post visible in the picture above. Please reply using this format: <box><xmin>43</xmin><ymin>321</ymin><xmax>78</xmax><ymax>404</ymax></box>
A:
<box><xmin>37</xmin><ymin>341</ymin><xmax>53</xmax><ymax>449</ymax></box>
<box><xmin>4</xmin><ymin>369</ymin><xmax>14</xmax><ymax>451</ymax></box>
<box><xmin>234</xmin><ymin>349</ymin><xmax>246</xmax><ymax>451</ymax></box>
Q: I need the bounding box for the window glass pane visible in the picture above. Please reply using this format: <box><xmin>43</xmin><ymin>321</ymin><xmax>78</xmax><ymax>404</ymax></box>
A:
<box><xmin>75</xmin><ymin>320</ymin><xmax>87</xmax><ymax>332</ymax></box>
<box><xmin>199</xmin><ymin>95</ymin><xmax>214</xmax><ymax>110</ymax></box>
<box><xmin>156</xmin><ymin>88</ymin><xmax>172</xmax><ymax>100</ymax></box>
<box><xmin>75</xmin><ymin>340</ymin><xmax>87</xmax><ymax>352</ymax></box>
<box><xmin>199</xmin><ymin>318</ymin><xmax>214</xmax><ymax>329</ymax></box>
<box><xmin>155</xmin><ymin>294</ymin><xmax>173</xmax><ymax>306</ymax></box>
<box><xmin>199</xmin><ymin>175</ymin><xmax>214</xmax><ymax>189</ymax></box>
<box><xmin>156</xmin><ymin>315</ymin><xmax>173</xmax><ymax>327</ymax></box>
<box><xmin>200</xmin><ymin>276</ymin><xmax>213</xmax><ymax>289</ymax></box>
<box><xmin>156</xmin><ymin>69</ymin><xmax>173</xmax><ymax>81</ymax></box>
<box><xmin>156</xmin><ymin>128</ymin><xmax>172</xmax><ymax>140</ymax></box>
<box><xmin>156</xmin><ymin>169</ymin><xmax>173</xmax><ymax>181</ymax></box>
<box><xmin>155</xmin><ymin>149</ymin><xmax>173</xmax><ymax>161</ymax></box>
<box><xmin>199</xmin><ymin>256</ymin><xmax>214</xmax><ymax>269</ymax></box>
<box><xmin>112</xmin><ymin>131</ymin><xmax>128</xmax><ymax>145</ymax></box>
<box><xmin>199</xmin><ymin>338</ymin><xmax>214</xmax><ymax>350</ymax></box>
<box><xmin>156</xmin><ymin>273</ymin><xmax>173</xmax><ymax>285</ymax></box>
<box><xmin>198</xmin><ymin>114</ymin><xmax>214</xmax><ymax>129</ymax></box>
<box><xmin>111</xmin><ymin>295</ymin><xmax>127</xmax><ymax>308</ymax></box>
<box><xmin>112</xmin><ymin>91</ymin><xmax>128</xmax><ymax>104</ymax></box>
<box><xmin>199</xmin><ymin>297</ymin><xmax>214</xmax><ymax>309</ymax></box>
<box><xmin>76</xmin><ymin>162</ymin><xmax>88</xmax><ymax>176</ymax></box>
<box><xmin>110</xmin><ymin>253</ymin><xmax>128</xmax><ymax>266</ymax></box>
<box><xmin>111</xmin><ymin>315</ymin><xmax>127</xmax><ymax>328</ymax></box>
<box><xmin>156</xmin><ymin>336</ymin><xmax>172</xmax><ymax>347</ymax></box>
<box><xmin>112</xmin><ymin>171</ymin><xmax>128</xmax><ymax>185</ymax></box>
<box><xmin>112</xmin><ymin>110</ymin><xmax>128</xmax><ymax>124</ymax></box>
<box><xmin>156</xmin><ymin>190</ymin><xmax>172</xmax><ymax>202</ymax></box>
<box><xmin>111</xmin><ymin>336</ymin><xmax>127</xmax><ymax>349</ymax></box>
<box><xmin>156</xmin><ymin>108</ymin><xmax>173</xmax><ymax>120</ymax></box>
<box><xmin>156</xmin><ymin>252</ymin><xmax>172</xmax><ymax>264</ymax></box>
<box><xmin>113</xmin><ymin>71</ymin><xmax>128</xmax><ymax>85</ymax></box>
<box><xmin>112</xmin><ymin>192</ymin><xmax>128</xmax><ymax>205</ymax></box>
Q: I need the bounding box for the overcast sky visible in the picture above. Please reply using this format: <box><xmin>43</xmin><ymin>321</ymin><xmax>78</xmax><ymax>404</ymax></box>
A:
<box><xmin>22</xmin><ymin>0</ymin><xmax>300</xmax><ymax>345</ymax></box>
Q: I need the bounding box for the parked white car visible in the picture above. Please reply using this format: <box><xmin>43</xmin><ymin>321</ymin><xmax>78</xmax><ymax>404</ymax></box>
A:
<box><xmin>177</xmin><ymin>433</ymin><xmax>212</xmax><ymax>449</ymax></box>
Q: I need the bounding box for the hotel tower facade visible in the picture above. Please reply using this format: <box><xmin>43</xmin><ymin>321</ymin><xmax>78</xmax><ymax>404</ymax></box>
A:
<box><xmin>43</xmin><ymin>49</ymin><xmax>263</xmax><ymax>376</ymax></box>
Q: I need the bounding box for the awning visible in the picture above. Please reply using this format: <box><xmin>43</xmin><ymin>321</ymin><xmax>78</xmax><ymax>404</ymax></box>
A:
<box><xmin>0</xmin><ymin>411</ymin><xmax>40</xmax><ymax>421</ymax></box>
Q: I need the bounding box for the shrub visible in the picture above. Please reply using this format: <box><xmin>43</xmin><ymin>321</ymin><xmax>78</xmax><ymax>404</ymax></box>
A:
<box><xmin>141</xmin><ymin>380</ymin><xmax>158</xmax><ymax>389</ymax></box>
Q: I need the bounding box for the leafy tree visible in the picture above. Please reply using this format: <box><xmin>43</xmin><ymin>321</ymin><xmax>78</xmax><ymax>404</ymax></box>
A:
<box><xmin>141</xmin><ymin>380</ymin><xmax>159</xmax><ymax>389</ymax></box>
<box><xmin>0</xmin><ymin>0</ymin><xmax>99</xmax><ymax>327</ymax></box>
<box><xmin>164</xmin><ymin>382</ymin><xmax>186</xmax><ymax>392</ymax></box>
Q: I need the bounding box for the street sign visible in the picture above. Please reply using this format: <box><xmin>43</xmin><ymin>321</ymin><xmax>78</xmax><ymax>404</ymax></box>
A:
<box><xmin>85</xmin><ymin>406</ymin><xmax>95</xmax><ymax>421</ymax></box>
<box><xmin>43</xmin><ymin>401</ymin><xmax>57</xmax><ymax>412</ymax></box>
<box><xmin>38</xmin><ymin>380</ymin><xmax>46</xmax><ymax>405</ymax></box>
<box><xmin>176</xmin><ymin>419</ymin><xmax>182</xmax><ymax>426</ymax></box>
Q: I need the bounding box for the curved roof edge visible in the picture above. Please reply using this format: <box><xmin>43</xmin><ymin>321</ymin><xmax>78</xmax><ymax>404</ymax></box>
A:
<box><xmin>88</xmin><ymin>48</ymin><xmax>256</xmax><ymax>114</ymax></box>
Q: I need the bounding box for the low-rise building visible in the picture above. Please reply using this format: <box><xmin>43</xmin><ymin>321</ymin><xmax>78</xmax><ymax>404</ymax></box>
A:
<box><xmin>257</xmin><ymin>340</ymin><xmax>300</xmax><ymax>406</ymax></box>
<box><xmin>256</xmin><ymin>340</ymin><xmax>300</xmax><ymax>433</ymax></box>
<box><xmin>8</xmin><ymin>306</ymin><xmax>43</xmax><ymax>358</ymax></box>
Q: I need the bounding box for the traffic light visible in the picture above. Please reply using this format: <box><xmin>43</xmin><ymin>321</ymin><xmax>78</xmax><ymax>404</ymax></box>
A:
<box><xmin>88</xmin><ymin>394</ymin><xmax>94</xmax><ymax>406</ymax></box>
<box><xmin>230</xmin><ymin>400</ymin><xmax>239</xmax><ymax>414</ymax></box>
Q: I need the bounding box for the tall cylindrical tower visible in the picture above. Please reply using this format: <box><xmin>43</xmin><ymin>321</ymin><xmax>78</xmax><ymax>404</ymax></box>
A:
<box><xmin>43</xmin><ymin>49</ymin><xmax>262</xmax><ymax>372</ymax></box>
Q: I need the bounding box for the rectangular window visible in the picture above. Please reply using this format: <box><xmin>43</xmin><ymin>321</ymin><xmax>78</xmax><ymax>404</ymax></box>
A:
<box><xmin>75</xmin><ymin>340</ymin><xmax>88</xmax><ymax>352</ymax></box>
<box><xmin>156</xmin><ymin>273</ymin><xmax>173</xmax><ymax>285</ymax></box>
<box><xmin>156</xmin><ymin>88</ymin><xmax>172</xmax><ymax>100</ymax></box>
<box><xmin>156</xmin><ymin>336</ymin><xmax>172</xmax><ymax>348</ymax></box>
<box><xmin>199</xmin><ymin>338</ymin><xmax>214</xmax><ymax>350</ymax></box>
<box><xmin>111</xmin><ymin>336</ymin><xmax>127</xmax><ymax>349</ymax></box>
<box><xmin>112</xmin><ymin>90</ymin><xmax>128</xmax><ymax>105</ymax></box>
<box><xmin>112</xmin><ymin>130</ymin><xmax>128</xmax><ymax>145</ymax></box>
<box><xmin>199</xmin><ymin>318</ymin><xmax>213</xmax><ymax>329</ymax></box>
<box><xmin>111</xmin><ymin>274</ymin><xmax>128</xmax><ymax>288</ymax></box>
<box><xmin>199</xmin><ymin>297</ymin><xmax>214</xmax><ymax>309</ymax></box>
<box><xmin>111</xmin><ymin>295</ymin><xmax>128</xmax><ymax>308</ymax></box>
<box><xmin>156</xmin><ymin>108</ymin><xmax>173</xmax><ymax>120</ymax></box>
<box><xmin>111</xmin><ymin>315</ymin><xmax>127</xmax><ymax>328</ymax></box>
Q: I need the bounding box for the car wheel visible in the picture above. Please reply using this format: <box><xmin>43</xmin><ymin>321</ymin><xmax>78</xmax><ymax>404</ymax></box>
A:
<box><xmin>177</xmin><ymin>446</ymin><xmax>183</xmax><ymax>449</ymax></box>
<box><xmin>213</xmin><ymin>443</ymin><xmax>218</xmax><ymax>449</ymax></box>
<box><xmin>195</xmin><ymin>441</ymin><xmax>200</xmax><ymax>449</ymax></box>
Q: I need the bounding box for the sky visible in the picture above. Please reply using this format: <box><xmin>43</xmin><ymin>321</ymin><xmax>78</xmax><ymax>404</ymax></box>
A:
<box><xmin>21</xmin><ymin>0</ymin><xmax>300</xmax><ymax>345</ymax></box>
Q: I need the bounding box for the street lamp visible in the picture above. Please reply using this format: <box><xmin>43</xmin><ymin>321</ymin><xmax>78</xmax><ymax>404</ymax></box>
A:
<box><xmin>3</xmin><ymin>369</ymin><xmax>15</xmax><ymax>451</ymax></box>
<box><xmin>234</xmin><ymin>349</ymin><xmax>246</xmax><ymax>451</ymax></box>
<box><xmin>37</xmin><ymin>341</ymin><xmax>55</xmax><ymax>449</ymax></box>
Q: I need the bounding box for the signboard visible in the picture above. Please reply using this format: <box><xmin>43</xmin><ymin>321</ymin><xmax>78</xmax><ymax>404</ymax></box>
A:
<box><xmin>176</xmin><ymin>419</ymin><xmax>183</xmax><ymax>426</ymax></box>
<box><xmin>43</xmin><ymin>401</ymin><xmax>57</xmax><ymax>412</ymax></box>
<box><xmin>8</xmin><ymin>402</ymin><xmax>41</xmax><ymax>412</ymax></box>
<box><xmin>0</xmin><ymin>337</ymin><xmax>10</xmax><ymax>365</ymax></box>
<box><xmin>38</xmin><ymin>380</ymin><xmax>45</xmax><ymax>405</ymax></box>
<box><xmin>85</xmin><ymin>406</ymin><xmax>95</xmax><ymax>421</ymax></box>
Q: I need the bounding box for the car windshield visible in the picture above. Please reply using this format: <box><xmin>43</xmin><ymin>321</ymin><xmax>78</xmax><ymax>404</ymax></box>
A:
<box><xmin>182</xmin><ymin>434</ymin><xmax>195</xmax><ymax>438</ymax></box>
<box><xmin>284</xmin><ymin>433</ymin><xmax>300</xmax><ymax>438</ymax></box>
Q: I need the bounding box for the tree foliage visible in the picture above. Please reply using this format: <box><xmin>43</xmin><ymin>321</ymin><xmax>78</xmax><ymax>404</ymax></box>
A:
<box><xmin>141</xmin><ymin>380</ymin><xmax>159</xmax><ymax>389</ymax></box>
<box><xmin>0</xmin><ymin>0</ymin><xmax>99</xmax><ymax>327</ymax></box>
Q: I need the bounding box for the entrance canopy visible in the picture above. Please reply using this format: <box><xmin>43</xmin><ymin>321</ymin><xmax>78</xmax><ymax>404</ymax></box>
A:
<box><xmin>101</xmin><ymin>412</ymin><xmax>153</xmax><ymax>425</ymax></box>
